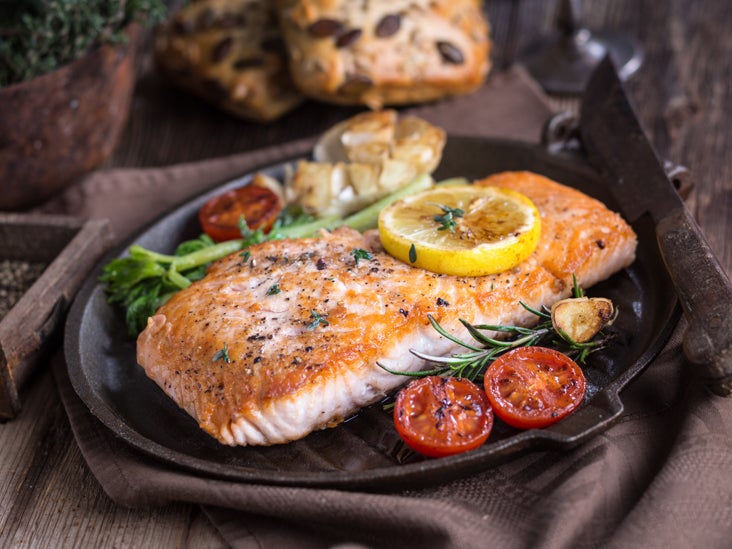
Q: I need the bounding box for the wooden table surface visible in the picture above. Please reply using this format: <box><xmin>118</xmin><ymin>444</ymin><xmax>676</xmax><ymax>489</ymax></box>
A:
<box><xmin>2</xmin><ymin>1</ymin><xmax>730</xmax><ymax>546</ymax></box>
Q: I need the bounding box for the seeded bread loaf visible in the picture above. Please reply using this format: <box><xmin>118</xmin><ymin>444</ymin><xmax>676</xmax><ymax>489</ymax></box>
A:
<box><xmin>154</xmin><ymin>0</ymin><xmax>304</xmax><ymax>122</ymax></box>
<box><xmin>275</xmin><ymin>0</ymin><xmax>491</xmax><ymax>109</ymax></box>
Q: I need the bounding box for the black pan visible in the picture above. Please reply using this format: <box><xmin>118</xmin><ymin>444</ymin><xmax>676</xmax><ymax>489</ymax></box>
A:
<box><xmin>64</xmin><ymin>136</ymin><xmax>679</xmax><ymax>491</ymax></box>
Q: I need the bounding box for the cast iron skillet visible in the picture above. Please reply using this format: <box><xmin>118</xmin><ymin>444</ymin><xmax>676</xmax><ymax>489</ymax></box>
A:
<box><xmin>65</xmin><ymin>136</ymin><xmax>679</xmax><ymax>491</ymax></box>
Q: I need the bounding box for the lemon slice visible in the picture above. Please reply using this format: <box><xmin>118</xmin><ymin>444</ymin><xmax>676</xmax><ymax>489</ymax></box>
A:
<box><xmin>378</xmin><ymin>184</ymin><xmax>541</xmax><ymax>276</ymax></box>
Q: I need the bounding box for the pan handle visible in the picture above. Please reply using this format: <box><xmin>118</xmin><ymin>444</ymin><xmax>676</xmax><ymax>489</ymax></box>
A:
<box><xmin>542</xmin><ymin>111</ymin><xmax>730</xmax><ymax>394</ymax></box>
<box><xmin>656</xmin><ymin>207</ymin><xmax>732</xmax><ymax>396</ymax></box>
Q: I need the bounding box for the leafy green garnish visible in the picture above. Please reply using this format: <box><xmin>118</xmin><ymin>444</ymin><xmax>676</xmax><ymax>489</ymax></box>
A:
<box><xmin>101</xmin><ymin>236</ymin><xmax>243</xmax><ymax>337</ymax></box>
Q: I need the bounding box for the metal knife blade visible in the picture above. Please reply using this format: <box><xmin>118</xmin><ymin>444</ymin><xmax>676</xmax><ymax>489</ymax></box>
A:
<box><xmin>580</xmin><ymin>56</ymin><xmax>732</xmax><ymax>396</ymax></box>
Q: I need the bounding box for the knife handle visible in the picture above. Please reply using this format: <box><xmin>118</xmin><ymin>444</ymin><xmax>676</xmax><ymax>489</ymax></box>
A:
<box><xmin>656</xmin><ymin>207</ymin><xmax>732</xmax><ymax>396</ymax></box>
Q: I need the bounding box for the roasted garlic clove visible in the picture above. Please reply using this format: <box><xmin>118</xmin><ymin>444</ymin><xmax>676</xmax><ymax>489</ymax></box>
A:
<box><xmin>550</xmin><ymin>297</ymin><xmax>615</xmax><ymax>343</ymax></box>
<box><xmin>251</xmin><ymin>172</ymin><xmax>285</xmax><ymax>203</ymax></box>
<box><xmin>313</xmin><ymin>110</ymin><xmax>396</xmax><ymax>164</ymax></box>
<box><xmin>392</xmin><ymin>115</ymin><xmax>446</xmax><ymax>175</ymax></box>
<box><xmin>290</xmin><ymin>110</ymin><xmax>445</xmax><ymax>217</ymax></box>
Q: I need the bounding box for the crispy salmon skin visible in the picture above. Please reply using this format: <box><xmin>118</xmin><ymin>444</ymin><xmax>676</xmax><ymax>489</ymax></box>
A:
<box><xmin>136</xmin><ymin>171</ymin><xmax>637</xmax><ymax>446</ymax></box>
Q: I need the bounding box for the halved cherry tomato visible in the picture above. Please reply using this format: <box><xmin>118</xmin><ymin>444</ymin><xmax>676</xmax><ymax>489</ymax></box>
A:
<box><xmin>198</xmin><ymin>184</ymin><xmax>283</xmax><ymax>242</ymax></box>
<box><xmin>393</xmin><ymin>376</ymin><xmax>493</xmax><ymax>458</ymax></box>
<box><xmin>483</xmin><ymin>346</ymin><xmax>586</xmax><ymax>430</ymax></box>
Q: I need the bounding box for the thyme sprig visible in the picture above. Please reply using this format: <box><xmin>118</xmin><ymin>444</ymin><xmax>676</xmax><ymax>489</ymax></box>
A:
<box><xmin>432</xmin><ymin>204</ymin><xmax>464</xmax><ymax>233</ymax></box>
<box><xmin>0</xmin><ymin>0</ymin><xmax>166</xmax><ymax>87</ymax></box>
<box><xmin>377</xmin><ymin>278</ymin><xmax>613</xmax><ymax>382</ymax></box>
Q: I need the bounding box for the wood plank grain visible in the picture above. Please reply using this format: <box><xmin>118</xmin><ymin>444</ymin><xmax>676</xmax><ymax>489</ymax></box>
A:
<box><xmin>0</xmin><ymin>217</ymin><xmax>112</xmax><ymax>418</ymax></box>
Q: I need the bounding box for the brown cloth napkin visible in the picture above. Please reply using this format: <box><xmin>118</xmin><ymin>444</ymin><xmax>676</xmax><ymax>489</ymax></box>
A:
<box><xmin>50</xmin><ymin>66</ymin><xmax>732</xmax><ymax>548</ymax></box>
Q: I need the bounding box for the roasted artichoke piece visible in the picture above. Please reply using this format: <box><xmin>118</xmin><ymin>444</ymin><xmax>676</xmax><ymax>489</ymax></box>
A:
<box><xmin>287</xmin><ymin>110</ymin><xmax>445</xmax><ymax>217</ymax></box>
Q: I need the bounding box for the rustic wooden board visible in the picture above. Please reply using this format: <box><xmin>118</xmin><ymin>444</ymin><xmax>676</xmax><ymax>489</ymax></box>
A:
<box><xmin>0</xmin><ymin>214</ymin><xmax>112</xmax><ymax>418</ymax></box>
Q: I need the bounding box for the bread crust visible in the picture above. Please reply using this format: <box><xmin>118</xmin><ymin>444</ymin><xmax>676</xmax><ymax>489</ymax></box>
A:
<box><xmin>276</xmin><ymin>0</ymin><xmax>491</xmax><ymax>109</ymax></box>
<box><xmin>154</xmin><ymin>0</ymin><xmax>304</xmax><ymax>122</ymax></box>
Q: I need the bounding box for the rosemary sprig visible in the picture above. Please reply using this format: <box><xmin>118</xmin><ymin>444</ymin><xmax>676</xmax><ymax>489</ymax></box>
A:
<box><xmin>377</xmin><ymin>279</ymin><xmax>613</xmax><ymax>382</ymax></box>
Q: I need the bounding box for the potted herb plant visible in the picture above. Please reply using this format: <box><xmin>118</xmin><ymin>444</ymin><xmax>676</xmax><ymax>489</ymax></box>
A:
<box><xmin>0</xmin><ymin>0</ymin><xmax>165</xmax><ymax>210</ymax></box>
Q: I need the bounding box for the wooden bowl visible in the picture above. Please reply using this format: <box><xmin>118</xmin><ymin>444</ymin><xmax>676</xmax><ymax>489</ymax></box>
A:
<box><xmin>0</xmin><ymin>27</ymin><xmax>139</xmax><ymax>211</ymax></box>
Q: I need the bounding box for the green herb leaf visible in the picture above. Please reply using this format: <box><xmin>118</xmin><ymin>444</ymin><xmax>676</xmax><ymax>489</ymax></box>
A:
<box><xmin>571</xmin><ymin>274</ymin><xmax>585</xmax><ymax>298</ymax></box>
<box><xmin>266</xmin><ymin>283</ymin><xmax>281</xmax><ymax>295</ymax></box>
<box><xmin>212</xmin><ymin>343</ymin><xmax>231</xmax><ymax>364</ymax></box>
<box><xmin>175</xmin><ymin>234</ymin><xmax>215</xmax><ymax>256</ymax></box>
<box><xmin>409</xmin><ymin>244</ymin><xmax>417</xmax><ymax>263</ymax></box>
<box><xmin>270</xmin><ymin>205</ymin><xmax>315</xmax><ymax>233</ymax></box>
<box><xmin>351</xmin><ymin>248</ymin><xmax>373</xmax><ymax>265</ymax></box>
<box><xmin>307</xmin><ymin>310</ymin><xmax>329</xmax><ymax>330</ymax></box>
<box><xmin>238</xmin><ymin>217</ymin><xmax>268</xmax><ymax>247</ymax></box>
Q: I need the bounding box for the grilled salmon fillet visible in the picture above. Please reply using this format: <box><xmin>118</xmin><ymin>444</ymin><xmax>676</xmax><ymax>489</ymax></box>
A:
<box><xmin>136</xmin><ymin>171</ymin><xmax>637</xmax><ymax>446</ymax></box>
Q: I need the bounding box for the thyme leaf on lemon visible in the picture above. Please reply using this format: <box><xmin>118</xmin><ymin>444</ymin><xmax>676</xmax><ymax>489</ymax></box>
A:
<box><xmin>378</xmin><ymin>185</ymin><xmax>541</xmax><ymax>277</ymax></box>
<box><xmin>409</xmin><ymin>244</ymin><xmax>417</xmax><ymax>263</ymax></box>
<box><xmin>432</xmin><ymin>204</ymin><xmax>464</xmax><ymax>233</ymax></box>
